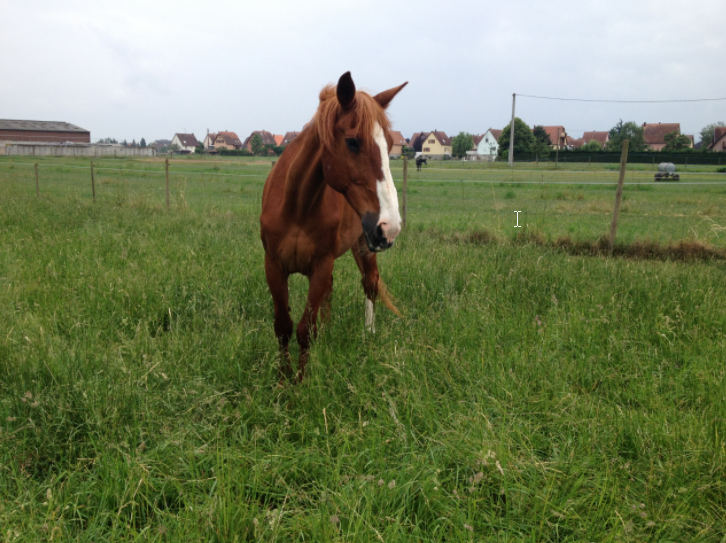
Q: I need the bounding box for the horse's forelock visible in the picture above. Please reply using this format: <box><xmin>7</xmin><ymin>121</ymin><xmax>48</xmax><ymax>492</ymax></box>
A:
<box><xmin>315</xmin><ymin>85</ymin><xmax>391</xmax><ymax>152</ymax></box>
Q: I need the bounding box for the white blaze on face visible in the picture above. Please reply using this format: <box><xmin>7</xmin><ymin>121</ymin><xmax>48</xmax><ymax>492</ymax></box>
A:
<box><xmin>372</xmin><ymin>122</ymin><xmax>402</xmax><ymax>242</ymax></box>
<box><xmin>365</xmin><ymin>298</ymin><xmax>375</xmax><ymax>333</ymax></box>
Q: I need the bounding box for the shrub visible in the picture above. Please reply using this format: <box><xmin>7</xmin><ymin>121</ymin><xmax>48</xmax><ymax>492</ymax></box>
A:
<box><xmin>219</xmin><ymin>149</ymin><xmax>253</xmax><ymax>157</ymax></box>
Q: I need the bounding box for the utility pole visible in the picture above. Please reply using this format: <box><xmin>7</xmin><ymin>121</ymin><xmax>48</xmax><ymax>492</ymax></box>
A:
<box><xmin>508</xmin><ymin>93</ymin><xmax>516</xmax><ymax>167</ymax></box>
<box><xmin>556</xmin><ymin>127</ymin><xmax>560</xmax><ymax>168</ymax></box>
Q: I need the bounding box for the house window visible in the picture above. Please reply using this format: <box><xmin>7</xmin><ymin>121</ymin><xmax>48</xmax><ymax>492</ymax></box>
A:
<box><xmin>423</xmin><ymin>147</ymin><xmax>430</xmax><ymax>152</ymax></box>
<box><xmin>428</xmin><ymin>139</ymin><xmax>435</xmax><ymax>144</ymax></box>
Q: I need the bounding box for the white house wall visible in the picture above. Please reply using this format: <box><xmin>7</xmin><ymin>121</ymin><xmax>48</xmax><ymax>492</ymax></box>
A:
<box><xmin>171</xmin><ymin>135</ymin><xmax>196</xmax><ymax>153</ymax></box>
<box><xmin>477</xmin><ymin>130</ymin><xmax>499</xmax><ymax>157</ymax></box>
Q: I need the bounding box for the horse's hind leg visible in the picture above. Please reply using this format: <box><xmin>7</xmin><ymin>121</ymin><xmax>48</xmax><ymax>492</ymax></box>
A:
<box><xmin>351</xmin><ymin>235</ymin><xmax>380</xmax><ymax>333</ymax></box>
<box><xmin>296</xmin><ymin>257</ymin><xmax>334</xmax><ymax>382</ymax></box>
<box><xmin>264</xmin><ymin>254</ymin><xmax>294</xmax><ymax>380</ymax></box>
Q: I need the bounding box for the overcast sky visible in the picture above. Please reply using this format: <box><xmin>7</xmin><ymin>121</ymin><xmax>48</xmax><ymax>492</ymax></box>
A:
<box><xmin>2</xmin><ymin>0</ymin><xmax>724</xmax><ymax>143</ymax></box>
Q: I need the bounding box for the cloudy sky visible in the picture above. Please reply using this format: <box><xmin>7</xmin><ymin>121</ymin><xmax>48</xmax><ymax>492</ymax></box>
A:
<box><xmin>2</xmin><ymin>0</ymin><xmax>724</xmax><ymax>144</ymax></box>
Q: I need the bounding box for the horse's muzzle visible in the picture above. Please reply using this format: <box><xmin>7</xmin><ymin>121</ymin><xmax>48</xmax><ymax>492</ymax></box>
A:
<box><xmin>362</xmin><ymin>212</ymin><xmax>394</xmax><ymax>253</ymax></box>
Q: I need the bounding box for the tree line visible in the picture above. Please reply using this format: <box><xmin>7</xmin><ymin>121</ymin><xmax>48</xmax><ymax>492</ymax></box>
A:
<box><xmin>447</xmin><ymin>120</ymin><xmax>726</xmax><ymax>159</ymax></box>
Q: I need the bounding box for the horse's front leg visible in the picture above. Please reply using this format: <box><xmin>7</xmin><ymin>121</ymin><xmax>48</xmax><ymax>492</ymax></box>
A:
<box><xmin>351</xmin><ymin>235</ymin><xmax>380</xmax><ymax>333</ymax></box>
<box><xmin>264</xmin><ymin>254</ymin><xmax>294</xmax><ymax>381</ymax></box>
<box><xmin>296</xmin><ymin>257</ymin><xmax>335</xmax><ymax>382</ymax></box>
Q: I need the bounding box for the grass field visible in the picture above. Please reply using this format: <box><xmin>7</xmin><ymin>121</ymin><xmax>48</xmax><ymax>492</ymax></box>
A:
<box><xmin>2</xmin><ymin>156</ymin><xmax>726</xmax><ymax>541</ymax></box>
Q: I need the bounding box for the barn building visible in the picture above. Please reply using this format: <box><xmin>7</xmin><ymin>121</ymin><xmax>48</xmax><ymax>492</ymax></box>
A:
<box><xmin>0</xmin><ymin>120</ymin><xmax>90</xmax><ymax>145</ymax></box>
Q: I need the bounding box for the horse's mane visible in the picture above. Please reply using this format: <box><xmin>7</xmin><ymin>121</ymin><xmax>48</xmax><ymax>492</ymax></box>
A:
<box><xmin>314</xmin><ymin>85</ymin><xmax>391</xmax><ymax>152</ymax></box>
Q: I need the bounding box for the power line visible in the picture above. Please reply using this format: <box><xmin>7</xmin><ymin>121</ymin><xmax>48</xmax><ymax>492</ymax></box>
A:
<box><xmin>517</xmin><ymin>94</ymin><xmax>726</xmax><ymax>104</ymax></box>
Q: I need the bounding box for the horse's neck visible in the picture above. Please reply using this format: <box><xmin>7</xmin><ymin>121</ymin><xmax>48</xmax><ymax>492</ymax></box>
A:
<box><xmin>283</xmin><ymin>131</ymin><xmax>326</xmax><ymax>219</ymax></box>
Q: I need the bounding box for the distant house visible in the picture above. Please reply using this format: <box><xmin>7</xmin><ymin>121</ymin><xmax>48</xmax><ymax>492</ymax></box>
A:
<box><xmin>389</xmin><ymin>130</ymin><xmax>407</xmax><ymax>158</ymax></box>
<box><xmin>708</xmin><ymin>127</ymin><xmax>726</xmax><ymax>152</ymax></box>
<box><xmin>582</xmin><ymin>131</ymin><xmax>609</xmax><ymax>148</ymax></box>
<box><xmin>273</xmin><ymin>134</ymin><xmax>284</xmax><ymax>146</ymax></box>
<box><xmin>203</xmin><ymin>132</ymin><xmax>218</xmax><ymax>151</ymax></box>
<box><xmin>282</xmin><ymin>131</ymin><xmax>299</xmax><ymax>145</ymax></box>
<box><xmin>642</xmin><ymin>123</ymin><xmax>693</xmax><ymax>151</ymax></box>
<box><xmin>476</xmin><ymin>128</ymin><xmax>502</xmax><ymax>157</ymax></box>
<box><xmin>539</xmin><ymin>126</ymin><xmax>568</xmax><ymax>150</ymax></box>
<box><xmin>171</xmin><ymin>133</ymin><xmax>199</xmax><ymax>154</ymax></box>
<box><xmin>150</xmin><ymin>139</ymin><xmax>171</xmax><ymax>152</ymax></box>
<box><xmin>243</xmin><ymin>130</ymin><xmax>277</xmax><ymax>153</ymax></box>
<box><xmin>214</xmin><ymin>131</ymin><xmax>243</xmax><ymax>151</ymax></box>
<box><xmin>419</xmin><ymin>130</ymin><xmax>452</xmax><ymax>158</ymax></box>
<box><xmin>569</xmin><ymin>138</ymin><xmax>585</xmax><ymax>150</ymax></box>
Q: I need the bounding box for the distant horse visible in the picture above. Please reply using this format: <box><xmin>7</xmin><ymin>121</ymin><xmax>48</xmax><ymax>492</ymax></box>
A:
<box><xmin>260</xmin><ymin>72</ymin><xmax>407</xmax><ymax>382</ymax></box>
<box><xmin>416</xmin><ymin>156</ymin><xmax>427</xmax><ymax>171</ymax></box>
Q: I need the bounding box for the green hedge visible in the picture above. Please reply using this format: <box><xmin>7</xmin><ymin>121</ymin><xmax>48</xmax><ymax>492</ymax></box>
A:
<box><xmin>513</xmin><ymin>151</ymin><xmax>725</xmax><ymax>165</ymax></box>
<box><xmin>218</xmin><ymin>148</ymin><xmax>253</xmax><ymax>157</ymax></box>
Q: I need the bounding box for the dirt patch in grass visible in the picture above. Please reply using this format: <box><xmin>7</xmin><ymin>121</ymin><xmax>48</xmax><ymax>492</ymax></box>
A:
<box><xmin>551</xmin><ymin>235</ymin><xmax>726</xmax><ymax>261</ymax></box>
<box><xmin>451</xmin><ymin>228</ymin><xmax>726</xmax><ymax>262</ymax></box>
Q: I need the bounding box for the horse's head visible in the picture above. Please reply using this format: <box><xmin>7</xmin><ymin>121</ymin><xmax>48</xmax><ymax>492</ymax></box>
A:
<box><xmin>315</xmin><ymin>72</ymin><xmax>407</xmax><ymax>253</ymax></box>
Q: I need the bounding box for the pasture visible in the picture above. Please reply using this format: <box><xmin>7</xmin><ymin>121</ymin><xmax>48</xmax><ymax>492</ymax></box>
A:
<box><xmin>1</xmin><ymin>156</ymin><xmax>726</xmax><ymax>541</ymax></box>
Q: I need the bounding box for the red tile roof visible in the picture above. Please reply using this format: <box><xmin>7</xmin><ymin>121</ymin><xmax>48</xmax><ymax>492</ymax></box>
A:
<box><xmin>273</xmin><ymin>134</ymin><xmax>283</xmax><ymax>146</ymax></box>
<box><xmin>282</xmin><ymin>131</ymin><xmax>298</xmax><ymax>145</ymax></box>
<box><xmin>570</xmin><ymin>138</ymin><xmax>585</xmax><ymax>149</ymax></box>
<box><xmin>472</xmin><ymin>134</ymin><xmax>484</xmax><ymax>146</ymax></box>
<box><xmin>430</xmin><ymin>131</ymin><xmax>451</xmax><ymax>146</ymax></box>
<box><xmin>243</xmin><ymin>130</ymin><xmax>277</xmax><ymax>146</ymax></box>
<box><xmin>643</xmin><ymin>123</ymin><xmax>680</xmax><ymax>144</ymax></box>
<box><xmin>389</xmin><ymin>130</ymin><xmax>406</xmax><ymax>146</ymax></box>
<box><xmin>488</xmin><ymin>129</ymin><xmax>503</xmax><ymax>141</ymax></box>
<box><xmin>218</xmin><ymin>131</ymin><xmax>241</xmax><ymax>143</ymax></box>
<box><xmin>541</xmin><ymin>126</ymin><xmax>566</xmax><ymax>145</ymax></box>
<box><xmin>582</xmin><ymin>131</ymin><xmax>609</xmax><ymax>145</ymax></box>
<box><xmin>709</xmin><ymin>127</ymin><xmax>726</xmax><ymax>150</ymax></box>
<box><xmin>708</xmin><ymin>128</ymin><xmax>726</xmax><ymax>150</ymax></box>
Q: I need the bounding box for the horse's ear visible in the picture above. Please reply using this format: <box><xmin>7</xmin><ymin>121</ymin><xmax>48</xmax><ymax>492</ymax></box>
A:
<box><xmin>337</xmin><ymin>72</ymin><xmax>357</xmax><ymax>110</ymax></box>
<box><xmin>374</xmin><ymin>82</ymin><xmax>408</xmax><ymax>109</ymax></box>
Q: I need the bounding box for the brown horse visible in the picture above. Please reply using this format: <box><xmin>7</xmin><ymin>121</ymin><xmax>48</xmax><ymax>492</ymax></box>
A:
<box><xmin>260</xmin><ymin>72</ymin><xmax>407</xmax><ymax>382</ymax></box>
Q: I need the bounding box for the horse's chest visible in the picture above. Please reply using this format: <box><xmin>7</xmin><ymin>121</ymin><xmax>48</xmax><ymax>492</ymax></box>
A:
<box><xmin>275</xmin><ymin>227</ymin><xmax>335</xmax><ymax>274</ymax></box>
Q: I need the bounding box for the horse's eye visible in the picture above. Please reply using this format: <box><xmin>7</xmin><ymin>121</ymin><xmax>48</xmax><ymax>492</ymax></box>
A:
<box><xmin>345</xmin><ymin>138</ymin><xmax>360</xmax><ymax>153</ymax></box>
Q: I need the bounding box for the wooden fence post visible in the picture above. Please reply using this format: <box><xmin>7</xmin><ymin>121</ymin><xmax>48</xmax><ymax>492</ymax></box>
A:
<box><xmin>91</xmin><ymin>160</ymin><xmax>96</xmax><ymax>203</ymax></box>
<box><xmin>35</xmin><ymin>162</ymin><xmax>39</xmax><ymax>197</ymax></box>
<box><xmin>402</xmin><ymin>156</ymin><xmax>408</xmax><ymax>228</ymax></box>
<box><xmin>165</xmin><ymin>158</ymin><xmax>170</xmax><ymax>209</ymax></box>
<box><xmin>608</xmin><ymin>139</ymin><xmax>630</xmax><ymax>255</ymax></box>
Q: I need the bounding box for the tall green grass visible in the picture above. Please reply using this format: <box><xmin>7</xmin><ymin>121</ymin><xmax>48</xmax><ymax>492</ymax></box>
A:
<box><xmin>1</xmin><ymin>163</ymin><xmax>726</xmax><ymax>541</ymax></box>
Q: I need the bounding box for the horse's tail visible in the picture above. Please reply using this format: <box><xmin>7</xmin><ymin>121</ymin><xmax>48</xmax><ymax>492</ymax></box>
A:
<box><xmin>378</xmin><ymin>277</ymin><xmax>402</xmax><ymax>317</ymax></box>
